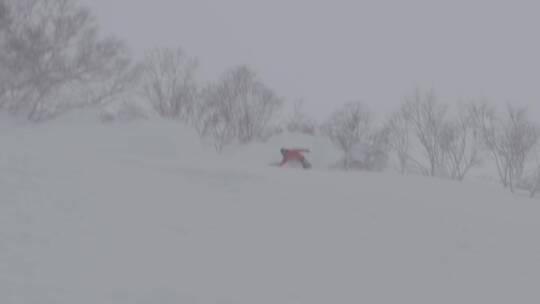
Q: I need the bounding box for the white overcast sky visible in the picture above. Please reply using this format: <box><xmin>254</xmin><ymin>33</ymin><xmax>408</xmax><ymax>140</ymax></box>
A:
<box><xmin>84</xmin><ymin>0</ymin><xmax>540</xmax><ymax>119</ymax></box>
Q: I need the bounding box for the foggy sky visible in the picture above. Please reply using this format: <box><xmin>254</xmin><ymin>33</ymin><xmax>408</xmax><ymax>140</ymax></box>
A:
<box><xmin>85</xmin><ymin>0</ymin><xmax>540</xmax><ymax>119</ymax></box>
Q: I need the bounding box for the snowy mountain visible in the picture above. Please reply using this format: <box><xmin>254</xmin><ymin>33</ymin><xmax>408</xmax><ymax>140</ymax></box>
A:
<box><xmin>2</xmin><ymin>118</ymin><xmax>540</xmax><ymax>304</ymax></box>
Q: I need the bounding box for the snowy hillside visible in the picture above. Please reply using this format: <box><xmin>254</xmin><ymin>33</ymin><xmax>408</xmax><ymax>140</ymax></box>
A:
<box><xmin>2</xmin><ymin>119</ymin><xmax>540</xmax><ymax>304</ymax></box>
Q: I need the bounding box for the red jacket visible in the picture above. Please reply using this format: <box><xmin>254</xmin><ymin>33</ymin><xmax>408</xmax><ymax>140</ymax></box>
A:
<box><xmin>279</xmin><ymin>148</ymin><xmax>309</xmax><ymax>166</ymax></box>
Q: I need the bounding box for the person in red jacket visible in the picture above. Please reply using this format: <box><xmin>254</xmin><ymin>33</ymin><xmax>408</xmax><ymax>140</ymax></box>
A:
<box><xmin>277</xmin><ymin>148</ymin><xmax>312</xmax><ymax>169</ymax></box>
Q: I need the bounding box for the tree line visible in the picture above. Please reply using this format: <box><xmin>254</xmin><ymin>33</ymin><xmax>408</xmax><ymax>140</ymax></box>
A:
<box><xmin>323</xmin><ymin>91</ymin><xmax>540</xmax><ymax>198</ymax></box>
<box><xmin>1</xmin><ymin>0</ymin><xmax>539</xmax><ymax>197</ymax></box>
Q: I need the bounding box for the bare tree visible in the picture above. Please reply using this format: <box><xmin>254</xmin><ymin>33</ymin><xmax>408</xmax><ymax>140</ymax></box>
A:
<box><xmin>504</xmin><ymin>106</ymin><xmax>539</xmax><ymax>192</ymax></box>
<box><xmin>388</xmin><ymin>96</ymin><xmax>481</xmax><ymax>180</ymax></box>
<box><xmin>0</xmin><ymin>0</ymin><xmax>8</xmax><ymax>29</ymax></box>
<box><xmin>472</xmin><ymin>103</ymin><xmax>539</xmax><ymax>192</ymax></box>
<box><xmin>322</xmin><ymin>101</ymin><xmax>372</xmax><ymax>170</ymax></box>
<box><xmin>401</xmin><ymin>89</ymin><xmax>448</xmax><ymax>177</ymax></box>
<box><xmin>196</xmin><ymin>85</ymin><xmax>235</xmax><ymax>151</ymax></box>
<box><xmin>285</xmin><ymin>99</ymin><xmax>317</xmax><ymax>135</ymax></box>
<box><xmin>0</xmin><ymin>0</ymin><xmax>10</xmax><ymax>105</ymax></box>
<box><xmin>0</xmin><ymin>0</ymin><xmax>132</xmax><ymax>121</ymax></box>
<box><xmin>528</xmin><ymin>167</ymin><xmax>540</xmax><ymax>198</ymax></box>
<box><xmin>197</xmin><ymin>65</ymin><xmax>282</xmax><ymax>151</ymax></box>
<box><xmin>140</xmin><ymin>47</ymin><xmax>198</xmax><ymax>121</ymax></box>
<box><xmin>438</xmin><ymin>102</ymin><xmax>482</xmax><ymax>180</ymax></box>
<box><xmin>517</xmin><ymin>163</ymin><xmax>540</xmax><ymax>198</ymax></box>
<box><xmin>387</xmin><ymin>107</ymin><xmax>412</xmax><ymax>174</ymax></box>
<box><xmin>359</xmin><ymin>125</ymin><xmax>391</xmax><ymax>171</ymax></box>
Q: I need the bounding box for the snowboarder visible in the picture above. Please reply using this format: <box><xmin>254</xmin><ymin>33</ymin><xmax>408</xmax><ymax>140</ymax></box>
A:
<box><xmin>276</xmin><ymin>148</ymin><xmax>312</xmax><ymax>169</ymax></box>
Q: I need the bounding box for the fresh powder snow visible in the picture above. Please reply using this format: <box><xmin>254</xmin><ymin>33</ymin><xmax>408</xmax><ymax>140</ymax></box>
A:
<box><xmin>2</xmin><ymin>117</ymin><xmax>540</xmax><ymax>304</ymax></box>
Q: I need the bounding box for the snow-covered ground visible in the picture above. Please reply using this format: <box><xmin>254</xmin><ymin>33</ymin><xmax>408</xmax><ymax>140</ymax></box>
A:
<box><xmin>2</xmin><ymin>117</ymin><xmax>540</xmax><ymax>304</ymax></box>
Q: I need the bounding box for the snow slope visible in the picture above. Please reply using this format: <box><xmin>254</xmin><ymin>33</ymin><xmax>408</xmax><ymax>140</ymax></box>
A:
<box><xmin>2</xmin><ymin>118</ymin><xmax>540</xmax><ymax>304</ymax></box>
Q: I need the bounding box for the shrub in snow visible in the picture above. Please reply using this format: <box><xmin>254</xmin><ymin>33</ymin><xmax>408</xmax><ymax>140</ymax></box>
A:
<box><xmin>438</xmin><ymin>102</ymin><xmax>482</xmax><ymax>181</ymax></box>
<box><xmin>472</xmin><ymin>103</ymin><xmax>539</xmax><ymax>192</ymax></box>
<box><xmin>196</xmin><ymin>65</ymin><xmax>282</xmax><ymax>151</ymax></box>
<box><xmin>399</xmin><ymin>89</ymin><xmax>448</xmax><ymax>177</ymax></box>
<box><xmin>387</xmin><ymin>90</ymin><xmax>481</xmax><ymax>181</ymax></box>
<box><xmin>284</xmin><ymin>100</ymin><xmax>318</xmax><ymax>136</ymax></box>
<box><xmin>330</xmin><ymin>127</ymin><xmax>390</xmax><ymax>171</ymax></box>
<box><xmin>139</xmin><ymin>47</ymin><xmax>199</xmax><ymax>121</ymax></box>
<box><xmin>322</xmin><ymin>101</ymin><xmax>389</xmax><ymax>171</ymax></box>
<box><xmin>516</xmin><ymin>166</ymin><xmax>540</xmax><ymax>198</ymax></box>
<box><xmin>100</xmin><ymin>101</ymin><xmax>149</xmax><ymax>123</ymax></box>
